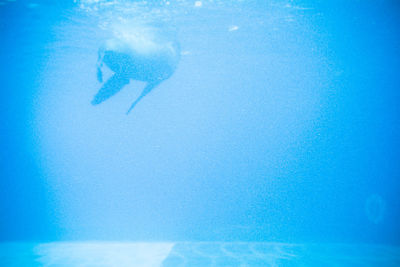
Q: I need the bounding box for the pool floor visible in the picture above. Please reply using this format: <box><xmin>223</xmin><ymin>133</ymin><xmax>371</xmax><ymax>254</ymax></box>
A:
<box><xmin>0</xmin><ymin>242</ymin><xmax>399</xmax><ymax>266</ymax></box>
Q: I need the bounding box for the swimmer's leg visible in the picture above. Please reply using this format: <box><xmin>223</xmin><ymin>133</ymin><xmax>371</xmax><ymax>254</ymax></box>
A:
<box><xmin>126</xmin><ymin>81</ymin><xmax>161</xmax><ymax>114</ymax></box>
<box><xmin>91</xmin><ymin>74</ymin><xmax>129</xmax><ymax>105</ymax></box>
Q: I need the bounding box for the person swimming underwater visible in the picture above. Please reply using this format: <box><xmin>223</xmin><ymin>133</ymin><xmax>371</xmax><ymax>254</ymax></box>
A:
<box><xmin>92</xmin><ymin>24</ymin><xmax>180</xmax><ymax>114</ymax></box>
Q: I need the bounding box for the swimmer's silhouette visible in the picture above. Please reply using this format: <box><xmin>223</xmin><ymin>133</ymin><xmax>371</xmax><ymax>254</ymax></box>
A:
<box><xmin>91</xmin><ymin>25</ymin><xmax>180</xmax><ymax>114</ymax></box>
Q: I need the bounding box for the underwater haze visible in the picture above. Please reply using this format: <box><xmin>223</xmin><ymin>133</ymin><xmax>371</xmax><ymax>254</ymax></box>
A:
<box><xmin>0</xmin><ymin>0</ymin><xmax>400</xmax><ymax>265</ymax></box>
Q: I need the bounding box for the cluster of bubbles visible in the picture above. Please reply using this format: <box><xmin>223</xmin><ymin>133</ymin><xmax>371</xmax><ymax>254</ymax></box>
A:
<box><xmin>70</xmin><ymin>0</ymin><xmax>314</xmax><ymax>35</ymax></box>
<box><xmin>73</xmin><ymin>0</ymin><xmax>239</xmax><ymax>13</ymax></box>
<box><xmin>71</xmin><ymin>0</ymin><xmax>253</xmax><ymax>39</ymax></box>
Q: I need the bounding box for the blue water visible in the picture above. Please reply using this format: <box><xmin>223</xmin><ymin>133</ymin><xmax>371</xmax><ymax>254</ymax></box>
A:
<box><xmin>0</xmin><ymin>0</ymin><xmax>399</xmax><ymax>264</ymax></box>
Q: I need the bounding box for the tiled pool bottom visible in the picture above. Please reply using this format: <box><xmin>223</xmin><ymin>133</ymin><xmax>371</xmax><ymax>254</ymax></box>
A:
<box><xmin>1</xmin><ymin>242</ymin><xmax>399</xmax><ymax>266</ymax></box>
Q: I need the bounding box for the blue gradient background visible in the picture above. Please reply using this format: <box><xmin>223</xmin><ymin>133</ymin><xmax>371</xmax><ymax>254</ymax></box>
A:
<box><xmin>0</xmin><ymin>0</ymin><xmax>399</xmax><ymax>245</ymax></box>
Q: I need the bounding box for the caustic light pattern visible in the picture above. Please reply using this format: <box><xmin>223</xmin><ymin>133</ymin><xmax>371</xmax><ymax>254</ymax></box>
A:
<box><xmin>0</xmin><ymin>242</ymin><xmax>399</xmax><ymax>266</ymax></box>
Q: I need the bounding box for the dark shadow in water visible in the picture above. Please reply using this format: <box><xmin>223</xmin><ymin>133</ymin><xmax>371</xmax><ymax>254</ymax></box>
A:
<box><xmin>365</xmin><ymin>194</ymin><xmax>386</xmax><ymax>224</ymax></box>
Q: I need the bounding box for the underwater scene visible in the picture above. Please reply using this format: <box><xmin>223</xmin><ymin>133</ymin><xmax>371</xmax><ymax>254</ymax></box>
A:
<box><xmin>0</xmin><ymin>0</ymin><xmax>399</xmax><ymax>266</ymax></box>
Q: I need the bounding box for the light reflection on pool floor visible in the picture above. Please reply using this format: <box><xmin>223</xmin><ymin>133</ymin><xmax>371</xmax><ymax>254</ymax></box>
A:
<box><xmin>0</xmin><ymin>242</ymin><xmax>399</xmax><ymax>266</ymax></box>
